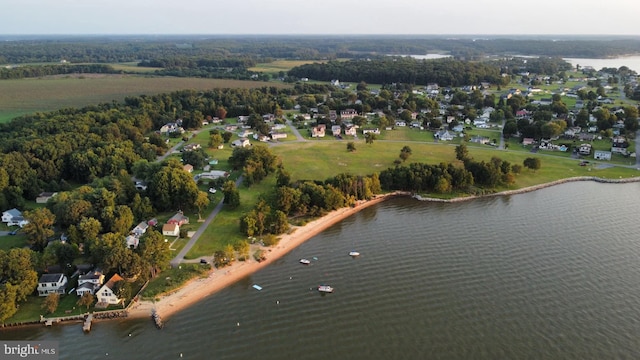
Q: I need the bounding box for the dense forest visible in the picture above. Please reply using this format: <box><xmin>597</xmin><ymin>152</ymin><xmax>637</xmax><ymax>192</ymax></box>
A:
<box><xmin>1</xmin><ymin>36</ymin><xmax>640</xmax><ymax>65</ymax></box>
<box><xmin>0</xmin><ymin>85</ymin><xmax>332</xmax><ymax>209</ymax></box>
<box><xmin>288</xmin><ymin>57</ymin><xmax>508</xmax><ymax>87</ymax></box>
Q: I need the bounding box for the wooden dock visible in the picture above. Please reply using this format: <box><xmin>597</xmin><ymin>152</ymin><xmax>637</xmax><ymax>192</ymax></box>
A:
<box><xmin>83</xmin><ymin>314</ymin><xmax>93</xmax><ymax>332</ymax></box>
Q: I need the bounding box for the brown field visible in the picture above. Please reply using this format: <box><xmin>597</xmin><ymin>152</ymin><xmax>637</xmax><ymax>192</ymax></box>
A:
<box><xmin>0</xmin><ymin>75</ymin><xmax>291</xmax><ymax>123</ymax></box>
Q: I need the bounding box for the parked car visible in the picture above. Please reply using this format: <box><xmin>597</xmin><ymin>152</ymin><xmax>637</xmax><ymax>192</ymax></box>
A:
<box><xmin>200</xmin><ymin>259</ymin><xmax>209</xmax><ymax>264</ymax></box>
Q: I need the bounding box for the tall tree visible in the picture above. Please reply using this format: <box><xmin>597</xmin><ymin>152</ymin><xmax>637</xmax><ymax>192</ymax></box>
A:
<box><xmin>42</xmin><ymin>293</ymin><xmax>60</xmax><ymax>314</ymax></box>
<box><xmin>22</xmin><ymin>208</ymin><xmax>56</xmax><ymax>251</ymax></box>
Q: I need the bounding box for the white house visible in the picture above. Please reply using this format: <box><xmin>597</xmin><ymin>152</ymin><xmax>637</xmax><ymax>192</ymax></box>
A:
<box><xmin>594</xmin><ymin>150</ymin><xmax>612</xmax><ymax>160</ymax></box>
<box><xmin>125</xmin><ymin>235</ymin><xmax>139</xmax><ymax>249</ymax></box>
<box><xmin>96</xmin><ymin>274</ymin><xmax>125</xmax><ymax>305</ymax></box>
<box><xmin>231</xmin><ymin>138</ymin><xmax>251</xmax><ymax>148</ymax></box>
<box><xmin>162</xmin><ymin>223</ymin><xmax>180</xmax><ymax>237</ymax></box>
<box><xmin>37</xmin><ymin>273</ymin><xmax>68</xmax><ymax>297</ymax></box>
<box><xmin>434</xmin><ymin>130</ymin><xmax>455</xmax><ymax>141</ymax></box>
<box><xmin>131</xmin><ymin>222</ymin><xmax>148</xmax><ymax>237</ymax></box>
<box><xmin>1</xmin><ymin>208</ymin><xmax>28</xmax><ymax>227</ymax></box>
<box><xmin>270</xmin><ymin>132</ymin><xmax>288</xmax><ymax>140</ymax></box>
<box><xmin>76</xmin><ymin>269</ymin><xmax>104</xmax><ymax>296</ymax></box>
<box><xmin>362</xmin><ymin>128</ymin><xmax>380</xmax><ymax>135</ymax></box>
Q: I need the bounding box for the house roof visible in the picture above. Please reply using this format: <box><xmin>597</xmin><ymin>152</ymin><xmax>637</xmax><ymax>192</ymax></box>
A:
<box><xmin>3</xmin><ymin>208</ymin><xmax>21</xmax><ymax>217</ymax></box>
<box><xmin>39</xmin><ymin>273</ymin><xmax>65</xmax><ymax>283</ymax></box>
<box><xmin>163</xmin><ymin>223</ymin><xmax>178</xmax><ymax>232</ymax></box>
<box><xmin>104</xmin><ymin>274</ymin><xmax>124</xmax><ymax>291</ymax></box>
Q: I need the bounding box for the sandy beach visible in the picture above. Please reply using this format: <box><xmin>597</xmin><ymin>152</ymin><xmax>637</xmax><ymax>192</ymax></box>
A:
<box><xmin>127</xmin><ymin>192</ymin><xmax>399</xmax><ymax>320</ymax></box>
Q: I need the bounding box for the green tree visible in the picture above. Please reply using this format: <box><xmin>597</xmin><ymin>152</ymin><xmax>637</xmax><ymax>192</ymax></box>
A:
<box><xmin>222</xmin><ymin>180</ymin><xmax>240</xmax><ymax>209</ymax></box>
<box><xmin>365</xmin><ymin>132</ymin><xmax>376</xmax><ymax>145</ymax></box>
<box><xmin>399</xmin><ymin>146</ymin><xmax>412</xmax><ymax>162</ymax></box>
<box><xmin>0</xmin><ymin>284</ymin><xmax>18</xmax><ymax>324</ymax></box>
<box><xmin>0</xmin><ymin>248</ymin><xmax>38</xmax><ymax>302</ymax></box>
<box><xmin>347</xmin><ymin>142</ymin><xmax>356</xmax><ymax>152</ymax></box>
<box><xmin>42</xmin><ymin>293</ymin><xmax>60</xmax><ymax>314</ymax></box>
<box><xmin>22</xmin><ymin>208</ymin><xmax>56</xmax><ymax>251</ymax></box>
<box><xmin>77</xmin><ymin>292</ymin><xmax>95</xmax><ymax>310</ymax></box>
<box><xmin>140</xmin><ymin>229</ymin><xmax>171</xmax><ymax>278</ymax></box>
<box><xmin>194</xmin><ymin>191</ymin><xmax>210</xmax><ymax>220</ymax></box>
<box><xmin>208</xmin><ymin>133</ymin><xmax>224</xmax><ymax>149</ymax></box>
<box><xmin>523</xmin><ymin>157</ymin><xmax>541</xmax><ymax>172</ymax></box>
<box><xmin>455</xmin><ymin>144</ymin><xmax>470</xmax><ymax>162</ymax></box>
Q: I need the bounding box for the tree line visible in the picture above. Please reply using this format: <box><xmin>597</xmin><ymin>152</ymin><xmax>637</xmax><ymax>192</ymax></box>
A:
<box><xmin>287</xmin><ymin>57</ymin><xmax>508</xmax><ymax>87</ymax></box>
<box><xmin>0</xmin><ymin>64</ymin><xmax>119</xmax><ymax>79</ymax></box>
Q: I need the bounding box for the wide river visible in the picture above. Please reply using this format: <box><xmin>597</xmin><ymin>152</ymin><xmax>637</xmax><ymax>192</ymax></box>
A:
<box><xmin>3</xmin><ymin>181</ymin><xmax>640</xmax><ymax>359</ymax></box>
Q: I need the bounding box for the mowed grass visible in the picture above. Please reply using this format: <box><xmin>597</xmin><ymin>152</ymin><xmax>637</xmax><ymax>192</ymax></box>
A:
<box><xmin>0</xmin><ymin>76</ymin><xmax>291</xmax><ymax>123</ymax></box>
<box><xmin>249</xmin><ymin>60</ymin><xmax>324</xmax><ymax>73</ymax></box>
<box><xmin>186</xmin><ymin>176</ymin><xmax>277</xmax><ymax>259</ymax></box>
<box><xmin>271</xmin><ymin>140</ymin><xmax>640</xmax><ymax>188</ymax></box>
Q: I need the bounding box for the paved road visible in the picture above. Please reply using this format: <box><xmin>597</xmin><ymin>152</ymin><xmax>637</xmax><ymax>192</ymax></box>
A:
<box><xmin>498</xmin><ymin>119</ymin><xmax>506</xmax><ymax>150</ymax></box>
<box><xmin>169</xmin><ymin>176</ymin><xmax>244</xmax><ymax>267</ymax></box>
<box><xmin>286</xmin><ymin>119</ymin><xmax>306</xmax><ymax>141</ymax></box>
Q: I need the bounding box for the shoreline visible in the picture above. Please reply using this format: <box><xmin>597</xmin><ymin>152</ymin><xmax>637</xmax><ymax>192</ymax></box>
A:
<box><xmin>127</xmin><ymin>192</ymin><xmax>400</xmax><ymax>320</ymax></box>
<box><xmin>131</xmin><ymin>176</ymin><xmax>640</xmax><ymax>321</ymax></box>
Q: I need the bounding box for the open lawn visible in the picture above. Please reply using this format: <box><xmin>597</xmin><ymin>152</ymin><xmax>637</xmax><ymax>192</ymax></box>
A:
<box><xmin>142</xmin><ymin>263</ymin><xmax>210</xmax><ymax>299</ymax></box>
<box><xmin>0</xmin><ymin>76</ymin><xmax>291</xmax><ymax>123</ymax></box>
<box><xmin>271</xmin><ymin>140</ymin><xmax>640</xmax><ymax>188</ymax></box>
<box><xmin>249</xmin><ymin>60</ymin><xmax>323</xmax><ymax>74</ymax></box>
<box><xmin>185</xmin><ymin>176</ymin><xmax>277</xmax><ymax>259</ymax></box>
<box><xmin>0</xmin><ymin>234</ymin><xmax>27</xmax><ymax>251</ymax></box>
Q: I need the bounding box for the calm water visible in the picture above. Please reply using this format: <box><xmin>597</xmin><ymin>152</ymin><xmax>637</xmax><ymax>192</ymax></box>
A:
<box><xmin>3</xmin><ymin>181</ymin><xmax>640</xmax><ymax>360</ymax></box>
<box><xmin>563</xmin><ymin>56</ymin><xmax>640</xmax><ymax>73</ymax></box>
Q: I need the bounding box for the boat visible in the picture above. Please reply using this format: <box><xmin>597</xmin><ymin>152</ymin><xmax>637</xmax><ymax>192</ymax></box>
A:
<box><xmin>252</xmin><ymin>284</ymin><xmax>263</xmax><ymax>291</ymax></box>
<box><xmin>349</xmin><ymin>251</ymin><xmax>360</xmax><ymax>257</ymax></box>
<box><xmin>299</xmin><ymin>258</ymin><xmax>311</xmax><ymax>265</ymax></box>
<box><xmin>318</xmin><ymin>285</ymin><xmax>333</xmax><ymax>293</ymax></box>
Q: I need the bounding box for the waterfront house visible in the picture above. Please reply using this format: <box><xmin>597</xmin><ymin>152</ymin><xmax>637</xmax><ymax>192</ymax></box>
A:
<box><xmin>37</xmin><ymin>273</ymin><xmax>68</xmax><ymax>297</ymax></box>
<box><xmin>76</xmin><ymin>268</ymin><xmax>104</xmax><ymax>296</ymax></box>
<box><xmin>96</xmin><ymin>274</ymin><xmax>125</xmax><ymax>306</ymax></box>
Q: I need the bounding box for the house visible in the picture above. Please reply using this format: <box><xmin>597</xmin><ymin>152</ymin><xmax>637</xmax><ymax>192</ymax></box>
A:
<box><xmin>594</xmin><ymin>150</ymin><xmax>612</xmax><ymax>160</ymax></box>
<box><xmin>167</xmin><ymin>211</ymin><xmax>189</xmax><ymax>226</ymax></box>
<box><xmin>162</xmin><ymin>223</ymin><xmax>180</xmax><ymax>237</ymax></box>
<box><xmin>578</xmin><ymin>144</ymin><xmax>592</xmax><ymax>155</ymax></box>
<box><xmin>1</xmin><ymin>208</ymin><xmax>28</xmax><ymax>227</ymax></box>
<box><xmin>311</xmin><ymin>124</ymin><xmax>326</xmax><ymax>138</ymax></box>
<box><xmin>331</xmin><ymin>125</ymin><xmax>342</xmax><ymax>136</ymax></box>
<box><xmin>131</xmin><ymin>222</ymin><xmax>148</xmax><ymax>236</ymax></box>
<box><xmin>254</xmin><ymin>134</ymin><xmax>270</xmax><ymax>142</ymax></box>
<box><xmin>224</xmin><ymin>124</ymin><xmax>238</xmax><ymax>132</ymax></box>
<box><xmin>340</xmin><ymin>109</ymin><xmax>358</xmax><ymax>120</ymax></box>
<box><xmin>270</xmin><ymin>132</ymin><xmax>287</xmax><ymax>140</ymax></box>
<box><xmin>182</xmin><ymin>143</ymin><xmax>201</xmax><ymax>152</ymax></box>
<box><xmin>147</xmin><ymin>218</ymin><xmax>158</xmax><ymax>227</ymax></box>
<box><xmin>451</xmin><ymin>124</ymin><xmax>464</xmax><ymax>133</ymax></box>
<box><xmin>344</xmin><ymin>125</ymin><xmax>357</xmax><ymax>136</ymax></box>
<box><xmin>434</xmin><ymin>130</ymin><xmax>455</xmax><ymax>141</ymax></box>
<box><xmin>238</xmin><ymin>129</ymin><xmax>254</xmax><ymax>138</ymax></box>
<box><xmin>196</xmin><ymin>170</ymin><xmax>229</xmax><ymax>180</ymax></box>
<box><xmin>470</xmin><ymin>136</ymin><xmax>491</xmax><ymax>144</ymax></box>
<box><xmin>96</xmin><ymin>274</ymin><xmax>125</xmax><ymax>306</ymax></box>
<box><xmin>37</xmin><ymin>273</ymin><xmax>68</xmax><ymax>297</ymax></box>
<box><xmin>395</xmin><ymin>121</ymin><xmax>407</xmax><ymax>127</ymax></box>
<box><xmin>125</xmin><ymin>235</ymin><xmax>139</xmax><ymax>249</ymax></box>
<box><xmin>237</xmin><ymin>115</ymin><xmax>250</xmax><ymax>124</ymax></box>
<box><xmin>262</xmin><ymin>114</ymin><xmax>276</xmax><ymax>122</ymax></box>
<box><xmin>76</xmin><ymin>268</ymin><xmax>104</xmax><ymax>296</ymax></box>
<box><xmin>329</xmin><ymin>110</ymin><xmax>337</xmax><ymax>122</ymax></box>
<box><xmin>36</xmin><ymin>192</ymin><xmax>58</xmax><ymax>204</ymax></box>
<box><xmin>183</xmin><ymin>164</ymin><xmax>194</xmax><ymax>173</ymax></box>
<box><xmin>231</xmin><ymin>138</ymin><xmax>251</xmax><ymax>148</ymax></box>
<box><xmin>362</xmin><ymin>128</ymin><xmax>380</xmax><ymax>135</ymax></box>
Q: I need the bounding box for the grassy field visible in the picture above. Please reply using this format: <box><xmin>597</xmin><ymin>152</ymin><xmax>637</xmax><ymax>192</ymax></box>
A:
<box><xmin>271</xmin><ymin>140</ymin><xmax>640</xmax><ymax>187</ymax></box>
<box><xmin>249</xmin><ymin>60</ymin><xmax>324</xmax><ymax>74</ymax></box>
<box><xmin>185</xmin><ymin>176</ymin><xmax>277</xmax><ymax>259</ymax></box>
<box><xmin>141</xmin><ymin>263</ymin><xmax>210</xmax><ymax>300</ymax></box>
<box><xmin>0</xmin><ymin>76</ymin><xmax>291</xmax><ymax>123</ymax></box>
<box><xmin>0</xmin><ymin>234</ymin><xmax>27</xmax><ymax>251</ymax></box>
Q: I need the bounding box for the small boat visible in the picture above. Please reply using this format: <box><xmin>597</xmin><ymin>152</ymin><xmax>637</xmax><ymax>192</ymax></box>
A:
<box><xmin>318</xmin><ymin>285</ymin><xmax>334</xmax><ymax>293</ymax></box>
<box><xmin>299</xmin><ymin>258</ymin><xmax>311</xmax><ymax>265</ymax></box>
<box><xmin>349</xmin><ymin>251</ymin><xmax>360</xmax><ymax>257</ymax></box>
<box><xmin>252</xmin><ymin>284</ymin><xmax>263</xmax><ymax>291</ymax></box>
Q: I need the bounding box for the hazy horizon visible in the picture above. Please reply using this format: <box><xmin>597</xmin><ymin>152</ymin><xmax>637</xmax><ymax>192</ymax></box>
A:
<box><xmin>2</xmin><ymin>0</ymin><xmax>639</xmax><ymax>36</ymax></box>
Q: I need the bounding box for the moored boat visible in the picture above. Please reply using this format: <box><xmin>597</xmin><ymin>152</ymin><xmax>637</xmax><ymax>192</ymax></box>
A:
<box><xmin>318</xmin><ymin>285</ymin><xmax>333</xmax><ymax>293</ymax></box>
<box><xmin>299</xmin><ymin>258</ymin><xmax>311</xmax><ymax>265</ymax></box>
<box><xmin>349</xmin><ymin>251</ymin><xmax>360</xmax><ymax>257</ymax></box>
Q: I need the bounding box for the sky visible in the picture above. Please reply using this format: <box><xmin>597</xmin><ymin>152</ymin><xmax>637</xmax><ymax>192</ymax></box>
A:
<box><xmin>1</xmin><ymin>0</ymin><xmax>639</xmax><ymax>36</ymax></box>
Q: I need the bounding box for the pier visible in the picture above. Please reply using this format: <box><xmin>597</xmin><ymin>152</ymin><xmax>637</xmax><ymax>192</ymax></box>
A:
<box><xmin>83</xmin><ymin>314</ymin><xmax>93</xmax><ymax>332</ymax></box>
